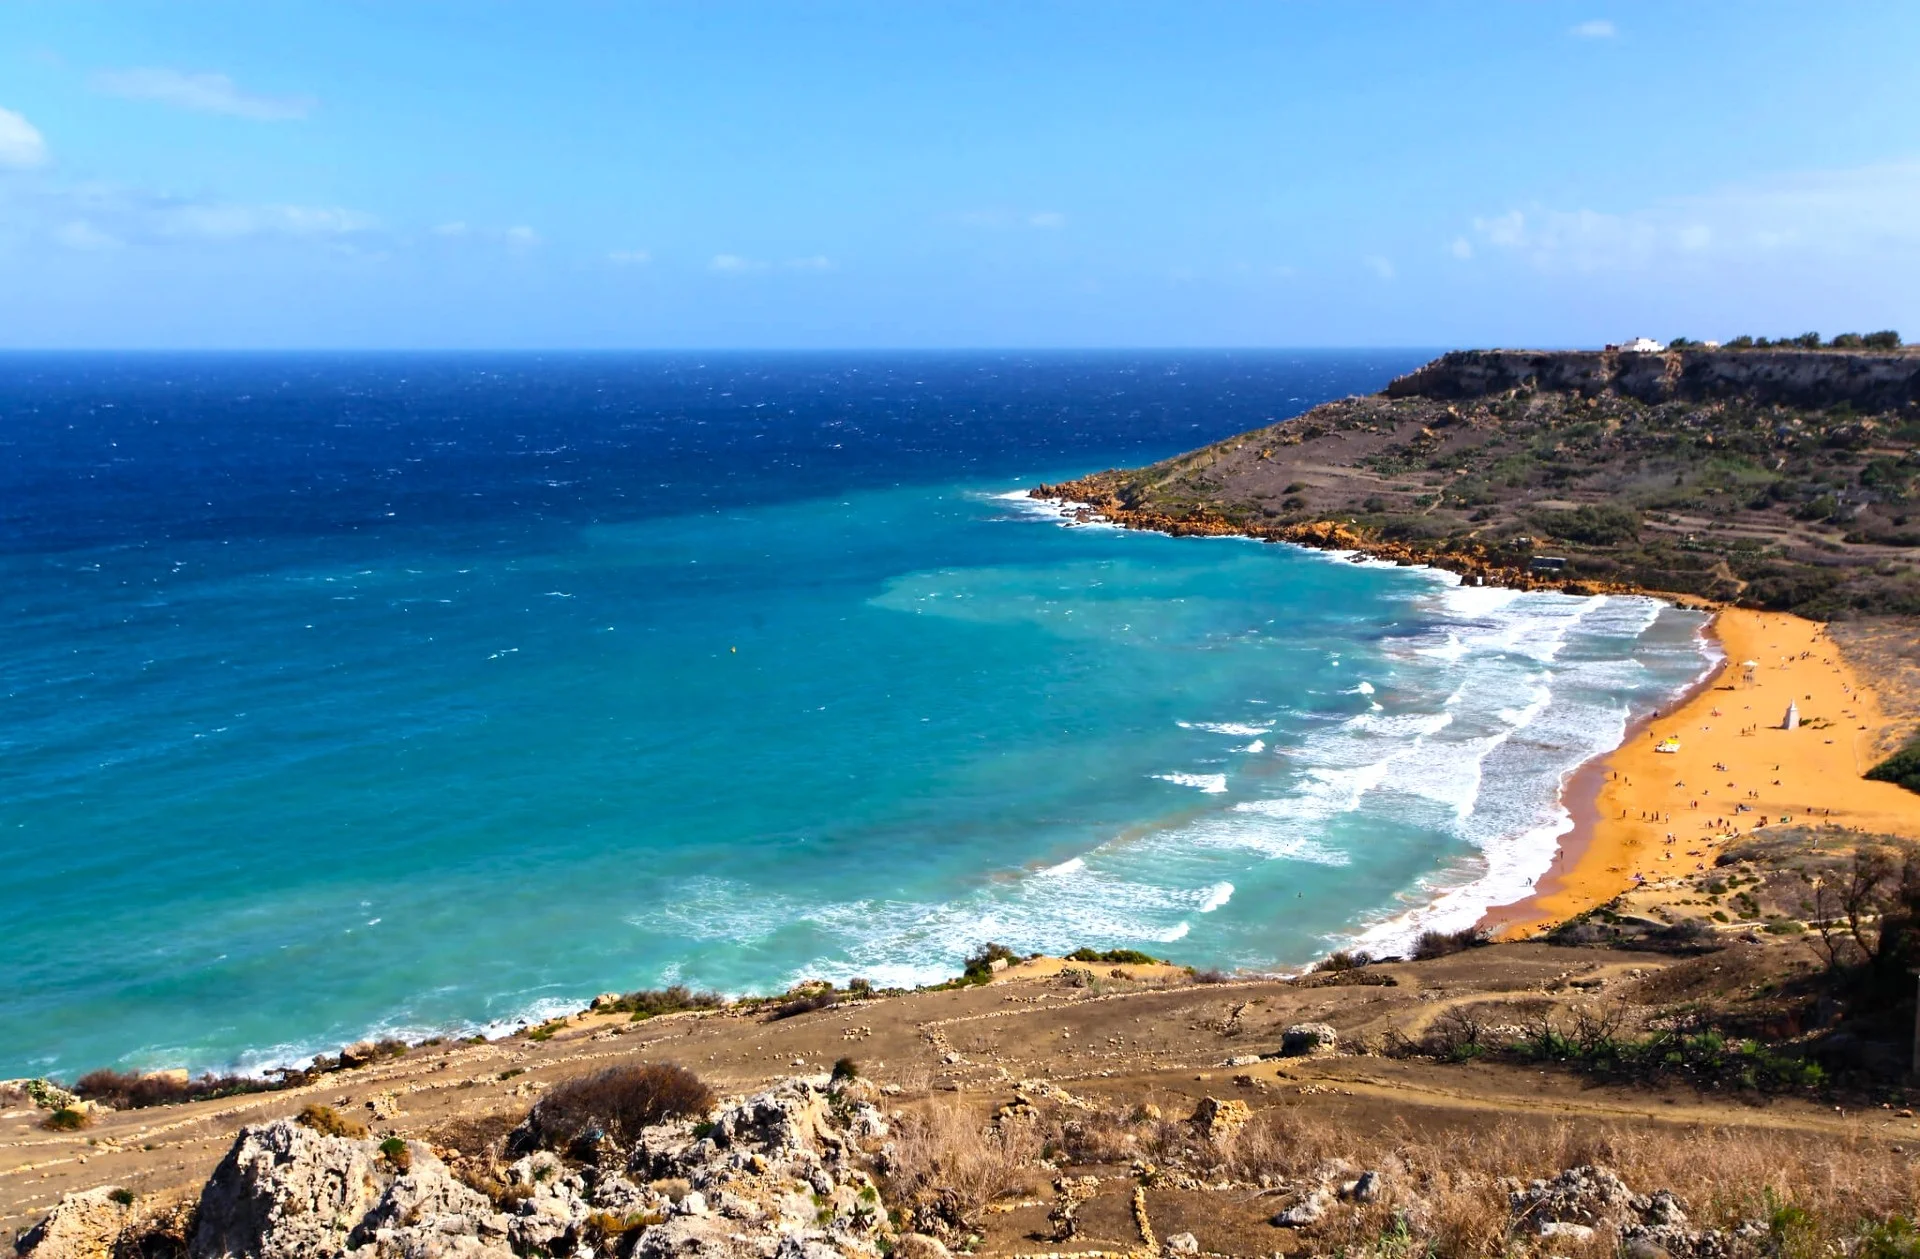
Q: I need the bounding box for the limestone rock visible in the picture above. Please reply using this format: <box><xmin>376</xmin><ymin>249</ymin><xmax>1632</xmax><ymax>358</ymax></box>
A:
<box><xmin>350</xmin><ymin>1141</ymin><xmax>509</xmax><ymax>1257</ymax></box>
<box><xmin>14</xmin><ymin>1187</ymin><xmax>132</xmax><ymax>1259</ymax></box>
<box><xmin>339</xmin><ymin>1041</ymin><xmax>379</xmax><ymax>1069</ymax></box>
<box><xmin>1273</xmin><ymin>1187</ymin><xmax>1331</xmax><ymax>1228</ymax></box>
<box><xmin>1509</xmin><ymin>1164</ymin><xmax>1636</xmax><ymax>1227</ymax></box>
<box><xmin>1188</xmin><ymin>1097</ymin><xmax>1251</xmax><ymax>1142</ymax></box>
<box><xmin>191</xmin><ymin>1119</ymin><xmax>384</xmax><ymax>1259</ymax></box>
<box><xmin>1279</xmin><ymin>1023</ymin><xmax>1338</xmax><ymax>1056</ymax></box>
<box><xmin>1164</xmin><ymin>1231</ymin><xmax>1200</xmax><ymax>1254</ymax></box>
<box><xmin>1340</xmin><ymin>1170</ymin><xmax>1381</xmax><ymax>1203</ymax></box>
<box><xmin>502</xmin><ymin>1153</ymin><xmax>590</xmax><ymax>1253</ymax></box>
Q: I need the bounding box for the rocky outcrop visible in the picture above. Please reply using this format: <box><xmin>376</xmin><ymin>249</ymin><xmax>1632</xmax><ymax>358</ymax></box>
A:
<box><xmin>1187</xmin><ymin>1097</ymin><xmax>1250</xmax><ymax>1142</ymax></box>
<box><xmin>351</xmin><ymin>1143</ymin><xmax>512</xmax><ymax>1259</ymax></box>
<box><xmin>1279</xmin><ymin>1023</ymin><xmax>1338</xmax><ymax>1056</ymax></box>
<box><xmin>12</xmin><ymin>1187</ymin><xmax>132</xmax><ymax>1259</ymax></box>
<box><xmin>1386</xmin><ymin>348</ymin><xmax>1920</xmax><ymax>410</ymax></box>
<box><xmin>14</xmin><ymin>1077</ymin><xmax>897</xmax><ymax>1259</ymax></box>
<box><xmin>191</xmin><ymin>1120</ymin><xmax>385</xmax><ymax>1259</ymax></box>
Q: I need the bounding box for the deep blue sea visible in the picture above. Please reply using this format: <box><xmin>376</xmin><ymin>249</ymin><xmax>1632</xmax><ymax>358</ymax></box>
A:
<box><xmin>0</xmin><ymin>353</ymin><xmax>1712</xmax><ymax>1078</ymax></box>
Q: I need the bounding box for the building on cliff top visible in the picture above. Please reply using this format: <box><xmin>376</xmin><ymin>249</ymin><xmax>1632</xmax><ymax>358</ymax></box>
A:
<box><xmin>1610</xmin><ymin>337</ymin><xmax>1667</xmax><ymax>353</ymax></box>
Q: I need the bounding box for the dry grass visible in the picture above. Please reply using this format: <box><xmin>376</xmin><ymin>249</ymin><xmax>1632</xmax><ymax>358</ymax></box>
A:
<box><xmin>1221</xmin><ymin>1110</ymin><xmax>1919</xmax><ymax>1257</ymax></box>
<box><xmin>295</xmin><ymin>1103</ymin><xmax>367</xmax><ymax>1139</ymax></box>
<box><xmin>880</xmin><ymin>1099</ymin><xmax>1046</xmax><ymax>1218</ymax></box>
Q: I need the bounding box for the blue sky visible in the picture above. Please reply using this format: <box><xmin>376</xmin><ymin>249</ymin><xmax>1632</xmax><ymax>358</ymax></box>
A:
<box><xmin>2</xmin><ymin>2</ymin><xmax>1916</xmax><ymax>348</ymax></box>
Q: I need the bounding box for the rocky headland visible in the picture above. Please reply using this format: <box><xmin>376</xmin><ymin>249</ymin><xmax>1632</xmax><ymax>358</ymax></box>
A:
<box><xmin>1034</xmin><ymin>346</ymin><xmax>1920</xmax><ymax>617</ymax></box>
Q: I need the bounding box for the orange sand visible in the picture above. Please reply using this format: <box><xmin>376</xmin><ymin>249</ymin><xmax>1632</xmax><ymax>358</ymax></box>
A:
<box><xmin>1493</xmin><ymin>608</ymin><xmax>1920</xmax><ymax>937</ymax></box>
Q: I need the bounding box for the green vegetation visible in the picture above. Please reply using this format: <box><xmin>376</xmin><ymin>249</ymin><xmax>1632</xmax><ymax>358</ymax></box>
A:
<box><xmin>1867</xmin><ymin>739</ymin><xmax>1920</xmax><ymax>796</ymax></box>
<box><xmin>41</xmin><ymin>1107</ymin><xmax>90</xmax><ymax>1132</ymax></box>
<box><xmin>1724</xmin><ymin>331</ymin><xmax>1902</xmax><ymax>350</ymax></box>
<box><xmin>1062</xmin><ymin>947</ymin><xmax>1162</xmax><ymax>965</ymax></box>
<box><xmin>378</xmin><ymin>1136</ymin><xmax>412</xmax><ymax>1172</ymax></box>
<box><xmin>599</xmin><ymin>985</ymin><xmax>726</xmax><ymax>1021</ymax></box>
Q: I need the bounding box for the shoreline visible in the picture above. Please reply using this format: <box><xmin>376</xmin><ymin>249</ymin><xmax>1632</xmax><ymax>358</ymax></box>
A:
<box><xmin>1022</xmin><ymin>487</ymin><xmax>1920</xmax><ymax>947</ymax></box>
<box><xmin>17</xmin><ymin>499</ymin><xmax>1915</xmax><ymax>1085</ymax></box>
<box><xmin>1477</xmin><ymin>612</ymin><xmax>1729</xmax><ymax>938</ymax></box>
<box><xmin>1489</xmin><ymin>607</ymin><xmax>1920</xmax><ymax>938</ymax></box>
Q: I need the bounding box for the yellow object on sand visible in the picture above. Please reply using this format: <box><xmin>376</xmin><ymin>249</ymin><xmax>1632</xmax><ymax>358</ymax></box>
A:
<box><xmin>1654</xmin><ymin>737</ymin><xmax>1681</xmax><ymax>754</ymax></box>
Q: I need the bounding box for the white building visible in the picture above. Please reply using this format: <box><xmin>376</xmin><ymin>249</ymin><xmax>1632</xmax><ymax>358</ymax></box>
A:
<box><xmin>1614</xmin><ymin>337</ymin><xmax>1666</xmax><ymax>353</ymax></box>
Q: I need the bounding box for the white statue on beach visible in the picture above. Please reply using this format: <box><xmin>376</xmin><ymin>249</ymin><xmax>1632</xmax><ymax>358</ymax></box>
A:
<box><xmin>1783</xmin><ymin>700</ymin><xmax>1799</xmax><ymax>730</ymax></box>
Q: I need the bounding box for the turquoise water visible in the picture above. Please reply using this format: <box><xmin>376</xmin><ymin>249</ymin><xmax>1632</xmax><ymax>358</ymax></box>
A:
<box><xmin>0</xmin><ymin>354</ymin><xmax>1709</xmax><ymax>1077</ymax></box>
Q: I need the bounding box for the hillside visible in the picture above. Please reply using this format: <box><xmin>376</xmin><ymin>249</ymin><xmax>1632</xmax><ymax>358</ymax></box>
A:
<box><xmin>10</xmin><ymin>886</ymin><xmax>1920</xmax><ymax>1259</ymax></box>
<box><xmin>1036</xmin><ymin>348</ymin><xmax>1920</xmax><ymax>618</ymax></box>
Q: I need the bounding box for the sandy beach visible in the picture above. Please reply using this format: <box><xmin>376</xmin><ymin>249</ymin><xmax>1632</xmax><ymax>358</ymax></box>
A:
<box><xmin>1488</xmin><ymin>608</ymin><xmax>1920</xmax><ymax>938</ymax></box>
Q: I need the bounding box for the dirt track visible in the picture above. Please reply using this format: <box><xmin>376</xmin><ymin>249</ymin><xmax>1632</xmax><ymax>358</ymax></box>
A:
<box><xmin>7</xmin><ymin>943</ymin><xmax>1910</xmax><ymax>1250</ymax></box>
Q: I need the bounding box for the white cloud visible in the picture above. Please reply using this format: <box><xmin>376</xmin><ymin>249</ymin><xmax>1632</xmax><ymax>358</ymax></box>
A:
<box><xmin>90</xmin><ymin>68</ymin><xmax>313</xmax><ymax>120</ymax></box>
<box><xmin>1571</xmin><ymin>19</ymin><xmax>1617</xmax><ymax>38</ymax></box>
<box><xmin>710</xmin><ymin>253</ymin><xmax>761</xmax><ymax>273</ymax></box>
<box><xmin>0</xmin><ymin>107</ymin><xmax>48</xmax><ymax>168</ymax></box>
<box><xmin>54</xmin><ymin>220</ymin><xmax>120</xmax><ymax>250</ymax></box>
<box><xmin>1449</xmin><ymin>236</ymin><xmax>1474</xmax><ymax>260</ymax></box>
<box><xmin>784</xmin><ymin>255</ymin><xmax>832</xmax><ymax>271</ymax></box>
<box><xmin>608</xmin><ymin>248</ymin><xmax>651</xmax><ymax>265</ymax></box>
<box><xmin>1362</xmin><ymin>254</ymin><xmax>1396</xmax><ymax>280</ymax></box>
<box><xmin>503</xmin><ymin>225</ymin><xmax>539</xmax><ymax>246</ymax></box>
<box><xmin>161</xmin><ymin>202</ymin><xmax>376</xmax><ymax>239</ymax></box>
<box><xmin>1471</xmin><ymin>160</ymin><xmax>1920</xmax><ymax>273</ymax></box>
<box><xmin>1027</xmin><ymin>211</ymin><xmax>1066</xmax><ymax>229</ymax></box>
<box><xmin>431</xmin><ymin>221</ymin><xmax>469</xmax><ymax>237</ymax></box>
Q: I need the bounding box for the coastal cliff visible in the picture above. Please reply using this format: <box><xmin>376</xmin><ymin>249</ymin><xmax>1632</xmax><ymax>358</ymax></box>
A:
<box><xmin>1386</xmin><ymin>348</ymin><xmax>1920</xmax><ymax>411</ymax></box>
<box><xmin>1035</xmin><ymin>347</ymin><xmax>1920</xmax><ymax>618</ymax></box>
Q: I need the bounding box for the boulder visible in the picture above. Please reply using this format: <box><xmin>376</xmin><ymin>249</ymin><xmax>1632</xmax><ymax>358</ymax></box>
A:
<box><xmin>1164</xmin><ymin>1231</ymin><xmax>1200</xmax><ymax>1254</ymax></box>
<box><xmin>339</xmin><ymin>1041</ymin><xmax>379</xmax><ymax>1069</ymax></box>
<box><xmin>1279</xmin><ymin>1023</ymin><xmax>1338</xmax><ymax>1056</ymax></box>
<box><xmin>1188</xmin><ymin>1097</ymin><xmax>1251</xmax><ymax>1142</ymax></box>
<box><xmin>14</xmin><ymin>1187</ymin><xmax>132</xmax><ymax>1259</ymax></box>
<box><xmin>191</xmin><ymin>1120</ymin><xmax>384</xmax><ymax>1259</ymax></box>
<box><xmin>1273</xmin><ymin>1187</ymin><xmax>1331</xmax><ymax>1228</ymax></box>
<box><xmin>590</xmin><ymin>993</ymin><xmax>624</xmax><ymax>1012</ymax></box>
<box><xmin>1340</xmin><ymin>1170</ymin><xmax>1381</xmax><ymax>1203</ymax></box>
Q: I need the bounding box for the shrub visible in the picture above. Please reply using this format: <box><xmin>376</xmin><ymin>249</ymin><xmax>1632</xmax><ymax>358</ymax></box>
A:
<box><xmin>73</xmin><ymin>1068</ymin><xmax>276</xmax><ymax>1110</ymax></box>
<box><xmin>378</xmin><ymin>1136</ymin><xmax>412</xmax><ymax>1172</ymax></box>
<box><xmin>42</xmin><ymin>1107</ymin><xmax>90</xmax><ymax>1131</ymax></box>
<box><xmin>1313</xmin><ymin>949</ymin><xmax>1372</xmax><ymax>972</ymax></box>
<box><xmin>1532</xmin><ymin>504</ymin><xmax>1640</xmax><ymax>546</ymax></box>
<box><xmin>108</xmin><ymin>1188</ymin><xmax>135</xmax><ymax>1207</ymax></box>
<box><xmin>767</xmin><ymin>988</ymin><xmax>839</xmax><ymax>1020</ymax></box>
<box><xmin>603</xmin><ymin>986</ymin><xmax>725</xmax><ymax>1020</ymax></box>
<box><xmin>514</xmin><ymin>1063</ymin><xmax>712</xmax><ymax>1154</ymax></box>
<box><xmin>1063</xmin><ymin>947</ymin><xmax>1161</xmax><ymax>966</ymax></box>
<box><xmin>1867</xmin><ymin>740</ymin><xmax>1920</xmax><ymax>795</ymax></box>
<box><xmin>1410</xmin><ymin>928</ymin><xmax>1489</xmax><ymax>960</ymax></box>
<box><xmin>296</xmin><ymin>1104</ymin><xmax>368</xmax><ymax>1139</ymax></box>
<box><xmin>962</xmin><ymin>942</ymin><xmax>1020</xmax><ymax>982</ymax></box>
<box><xmin>830</xmin><ymin>1057</ymin><xmax>859</xmax><ymax>1083</ymax></box>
